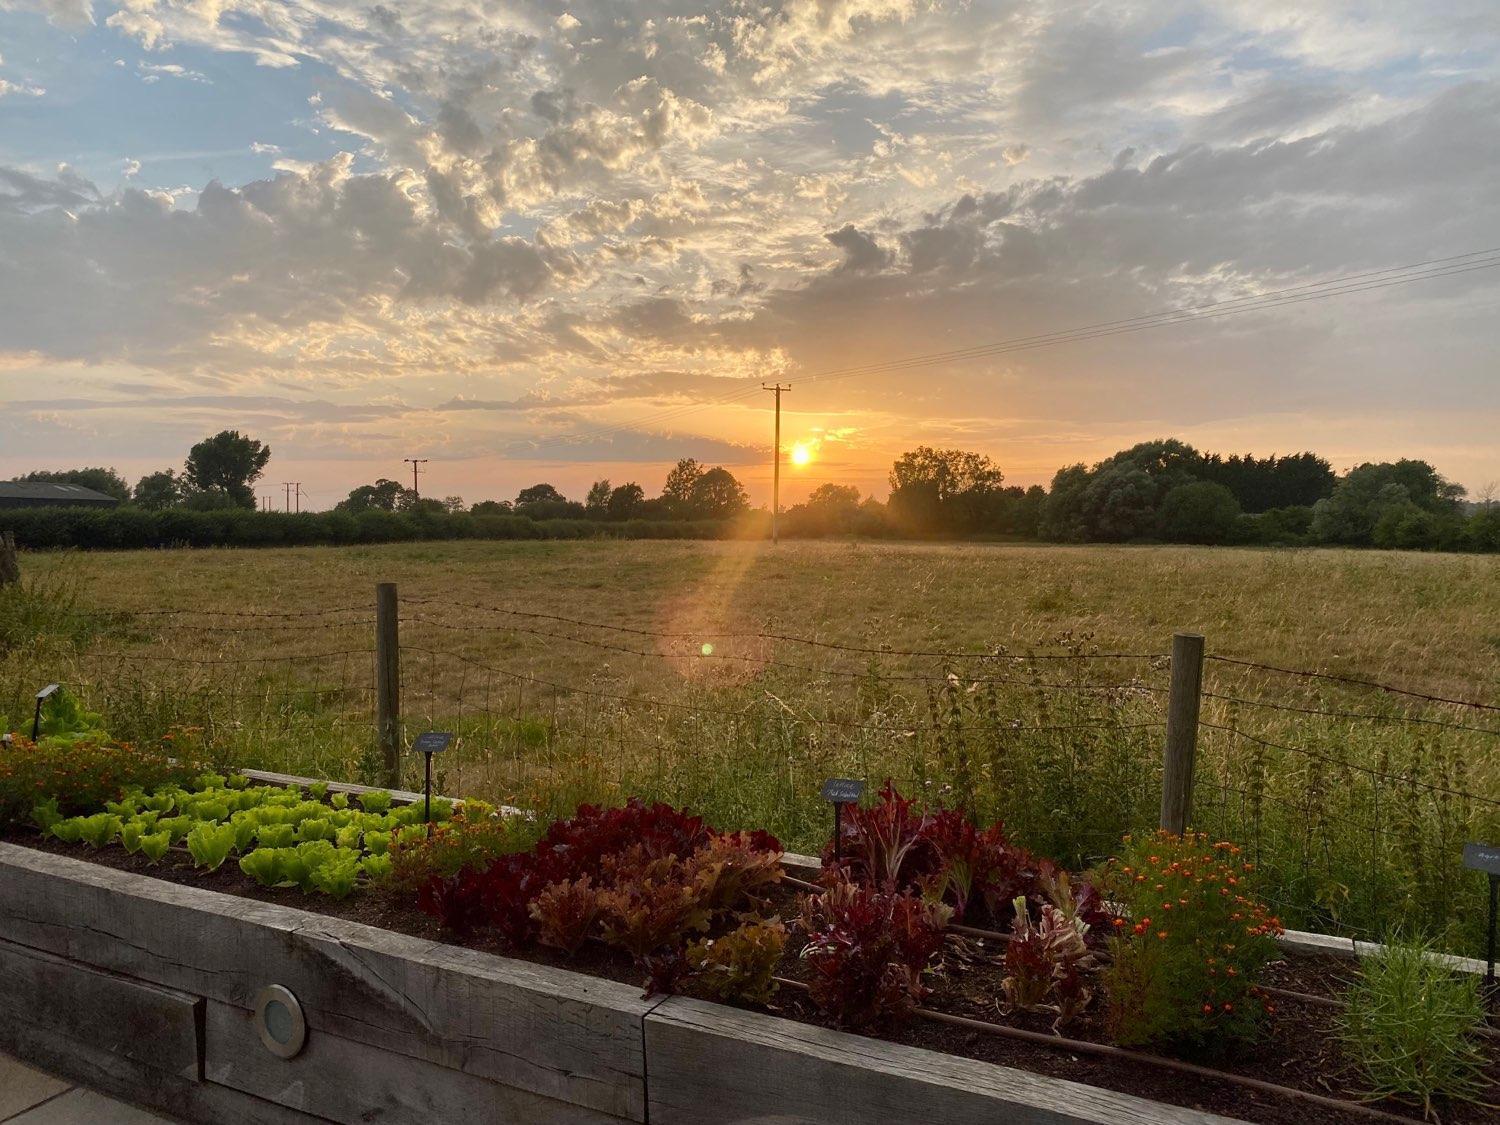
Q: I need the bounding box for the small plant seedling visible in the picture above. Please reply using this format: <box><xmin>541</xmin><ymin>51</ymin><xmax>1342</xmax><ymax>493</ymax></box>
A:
<box><xmin>310</xmin><ymin>855</ymin><xmax>361</xmax><ymax>899</ymax></box>
<box><xmin>77</xmin><ymin>813</ymin><xmax>121</xmax><ymax>848</ymax></box>
<box><xmin>49</xmin><ymin>818</ymin><xmax>84</xmax><ymax>844</ymax></box>
<box><xmin>331</xmin><ymin>792</ymin><xmax>349</xmax><ymax>810</ymax></box>
<box><xmin>30</xmin><ymin>798</ymin><xmax>61</xmax><ymax>832</ymax></box>
<box><xmin>120</xmin><ymin>822</ymin><xmax>146</xmax><ymax>854</ymax></box>
<box><xmin>360</xmin><ymin>853</ymin><xmax>394</xmax><ymax>883</ymax></box>
<box><xmin>138</xmin><ymin>831</ymin><xmax>172</xmax><ymax>864</ymax></box>
<box><xmin>296</xmin><ymin>818</ymin><xmax>335</xmax><ymax>843</ymax></box>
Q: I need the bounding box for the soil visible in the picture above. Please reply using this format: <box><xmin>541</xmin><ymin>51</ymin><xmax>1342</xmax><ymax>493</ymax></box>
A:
<box><xmin>10</xmin><ymin>832</ymin><xmax>1499</xmax><ymax>1125</ymax></box>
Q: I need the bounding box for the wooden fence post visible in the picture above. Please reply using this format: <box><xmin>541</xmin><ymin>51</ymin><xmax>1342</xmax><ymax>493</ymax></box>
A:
<box><xmin>1159</xmin><ymin>631</ymin><xmax>1205</xmax><ymax>835</ymax></box>
<box><xmin>375</xmin><ymin>582</ymin><xmax>401</xmax><ymax>789</ymax></box>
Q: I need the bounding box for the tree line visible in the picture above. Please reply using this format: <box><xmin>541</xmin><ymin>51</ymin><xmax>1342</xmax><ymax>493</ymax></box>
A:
<box><xmin>9</xmin><ymin>431</ymin><xmax>1497</xmax><ymax>552</ymax></box>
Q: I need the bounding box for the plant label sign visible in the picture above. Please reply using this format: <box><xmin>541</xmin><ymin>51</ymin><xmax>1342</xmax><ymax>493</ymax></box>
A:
<box><xmin>1464</xmin><ymin>842</ymin><xmax>1500</xmax><ymax>876</ymax></box>
<box><xmin>821</xmin><ymin>778</ymin><xmax>864</xmax><ymax>805</ymax></box>
<box><xmin>412</xmin><ymin>731</ymin><xmax>454</xmax><ymax>755</ymax></box>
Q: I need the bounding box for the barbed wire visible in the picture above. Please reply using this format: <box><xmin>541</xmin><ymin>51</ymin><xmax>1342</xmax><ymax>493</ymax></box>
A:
<box><xmin>1205</xmin><ymin>654</ymin><xmax>1498</xmax><ymax>712</ymax></box>
<box><xmin>1199</xmin><ymin>689</ymin><xmax>1500</xmax><ymax>737</ymax></box>
<box><xmin>405</xmin><ymin>614</ymin><xmax>1169</xmax><ymax>694</ymax></box>
<box><xmin>1198</xmin><ymin>720</ymin><xmax>1500</xmax><ymax>809</ymax></box>
<box><xmin>403</xmin><ymin>598</ymin><xmax>1165</xmax><ymax>661</ymax></box>
<box><xmin>401</xmin><ymin>645</ymin><xmax>1166</xmax><ymax>737</ymax></box>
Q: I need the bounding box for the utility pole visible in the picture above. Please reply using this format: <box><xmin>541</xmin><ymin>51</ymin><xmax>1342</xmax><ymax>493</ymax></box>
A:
<box><xmin>763</xmin><ymin>384</ymin><xmax>790</xmax><ymax>544</ymax></box>
<box><xmin>282</xmin><ymin>483</ymin><xmax>294</xmax><ymax>512</ymax></box>
<box><xmin>294</xmin><ymin>483</ymin><xmax>302</xmax><ymax>513</ymax></box>
<box><xmin>404</xmin><ymin>458</ymin><xmax>429</xmax><ymax>500</ymax></box>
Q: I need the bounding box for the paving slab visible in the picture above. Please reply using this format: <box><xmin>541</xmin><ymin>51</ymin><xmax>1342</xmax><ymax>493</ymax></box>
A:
<box><xmin>4</xmin><ymin>1088</ymin><xmax>176</xmax><ymax>1125</ymax></box>
<box><xmin>0</xmin><ymin>1053</ymin><xmax>69</xmax><ymax>1120</ymax></box>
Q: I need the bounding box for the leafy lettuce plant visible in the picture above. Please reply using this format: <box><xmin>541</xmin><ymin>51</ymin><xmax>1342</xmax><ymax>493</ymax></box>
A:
<box><xmin>186</xmin><ymin>823</ymin><xmax>237</xmax><ymax>871</ymax></box>
<box><xmin>360</xmin><ymin>853</ymin><xmax>394</xmax><ymax>883</ymax></box>
<box><xmin>310</xmin><ymin>854</ymin><xmax>361</xmax><ymax>899</ymax></box>
<box><xmin>1001</xmin><ymin>896</ymin><xmax>1098</xmax><ymax>1031</ymax></box>
<box><xmin>357</xmin><ymin>790</ymin><xmax>392</xmax><ymax>814</ymax></box>
<box><xmin>530</xmin><ymin>876</ymin><xmax>603</xmax><ymax>954</ymax></box>
<box><xmin>120</xmin><ymin>821</ymin><xmax>147</xmax><ymax>854</ymax></box>
<box><xmin>239</xmin><ymin>847</ymin><xmax>282</xmax><ymax>887</ymax></box>
<box><xmin>687</xmin><ymin>918</ymin><xmax>787</xmax><ymax>1005</ymax></box>
<box><xmin>799</xmin><ymin>879</ymin><xmax>952</xmax><ymax>1028</ymax></box>
<box><xmin>49</xmin><ymin>818</ymin><xmax>84</xmax><ymax>844</ymax></box>
<box><xmin>138</xmin><ymin>830</ymin><xmax>172</xmax><ymax>864</ymax></box>
<box><xmin>256</xmin><ymin>824</ymin><xmax>296</xmax><ymax>848</ymax></box>
<box><xmin>77</xmin><ymin>813</ymin><xmax>122</xmax><ymax>848</ymax></box>
<box><xmin>296</xmin><ymin>818</ymin><xmax>335</xmax><ymax>842</ymax></box>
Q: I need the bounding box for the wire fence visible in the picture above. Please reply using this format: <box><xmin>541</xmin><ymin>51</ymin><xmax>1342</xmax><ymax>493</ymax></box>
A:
<box><xmin>5</xmin><ymin>590</ymin><xmax>1499</xmax><ymax>954</ymax></box>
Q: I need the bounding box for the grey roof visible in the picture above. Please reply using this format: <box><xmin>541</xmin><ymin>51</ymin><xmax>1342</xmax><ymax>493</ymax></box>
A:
<box><xmin>0</xmin><ymin>481</ymin><xmax>119</xmax><ymax>502</ymax></box>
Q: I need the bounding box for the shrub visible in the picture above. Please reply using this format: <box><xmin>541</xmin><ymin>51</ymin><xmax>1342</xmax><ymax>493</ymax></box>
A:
<box><xmin>1099</xmin><ymin>831</ymin><xmax>1281</xmax><ymax>1053</ymax></box>
<box><xmin>1341</xmin><ymin>935</ymin><xmax>1490</xmax><ymax>1118</ymax></box>
<box><xmin>799</xmin><ymin>880</ymin><xmax>952</xmax><ymax>1028</ymax></box>
<box><xmin>0</xmin><ymin>731</ymin><xmax>195</xmax><ymax>828</ymax></box>
<box><xmin>687</xmin><ymin>918</ymin><xmax>787</xmax><ymax>1005</ymax></box>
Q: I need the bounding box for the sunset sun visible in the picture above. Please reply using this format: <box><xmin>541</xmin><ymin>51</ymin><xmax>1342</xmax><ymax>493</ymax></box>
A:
<box><xmin>790</xmin><ymin>442</ymin><xmax>813</xmax><ymax>467</ymax></box>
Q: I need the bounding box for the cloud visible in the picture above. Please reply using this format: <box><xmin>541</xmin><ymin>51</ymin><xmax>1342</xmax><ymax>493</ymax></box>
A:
<box><xmin>0</xmin><ymin>0</ymin><xmax>1497</xmax><ymax>488</ymax></box>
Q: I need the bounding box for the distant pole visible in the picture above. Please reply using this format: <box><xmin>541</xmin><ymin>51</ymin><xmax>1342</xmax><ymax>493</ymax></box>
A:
<box><xmin>1160</xmin><ymin>632</ymin><xmax>1206</xmax><ymax>835</ymax></box>
<box><xmin>283</xmin><ymin>483</ymin><xmax>294</xmax><ymax>512</ymax></box>
<box><xmin>375</xmin><ymin>583</ymin><xmax>401</xmax><ymax>789</ymax></box>
<box><xmin>762</xmin><ymin>384</ymin><xmax>790</xmax><ymax>544</ymax></box>
<box><xmin>293</xmin><ymin>483</ymin><xmax>302</xmax><ymax>514</ymax></box>
<box><xmin>404</xmin><ymin>458</ymin><xmax>429</xmax><ymax>500</ymax></box>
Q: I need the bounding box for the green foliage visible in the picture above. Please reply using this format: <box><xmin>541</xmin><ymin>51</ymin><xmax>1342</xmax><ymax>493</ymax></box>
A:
<box><xmin>256</xmin><ymin>823</ymin><xmax>296</xmax><ymax>848</ymax></box>
<box><xmin>76</xmin><ymin>813</ymin><xmax>121</xmax><ymax>848</ymax></box>
<box><xmin>138</xmin><ymin>830</ymin><xmax>172</xmax><ymax>863</ymax></box>
<box><xmin>295</xmin><ymin>817</ymin><xmax>335</xmax><ymax>842</ymax></box>
<box><xmin>1100</xmin><ymin>832</ymin><xmax>1281</xmax><ymax>1054</ymax></box>
<box><xmin>1340</xmin><ymin>935</ymin><xmax>1491</xmax><ymax>1118</ymax></box>
<box><xmin>1157</xmin><ymin>482</ymin><xmax>1241</xmax><ymax>545</ymax></box>
<box><xmin>29</xmin><ymin>798</ymin><xmax>61</xmax><ymax>832</ymax></box>
<box><xmin>186</xmin><ymin>823</ymin><xmax>237</xmax><ymax>870</ymax></box>
<box><xmin>309</xmin><ymin>853</ymin><xmax>361</xmax><ymax>898</ymax></box>
<box><xmin>16</xmin><ymin>467</ymin><xmax>131</xmax><ymax>502</ymax></box>
<box><xmin>360</xmin><ymin>853</ymin><xmax>394</xmax><ymax>883</ymax></box>
<box><xmin>239</xmin><ymin>847</ymin><xmax>281</xmax><ymax>886</ymax></box>
<box><xmin>120</xmin><ymin>820</ymin><xmax>146</xmax><ymax>854</ymax></box>
<box><xmin>357</xmin><ymin>789</ymin><xmax>392</xmax><ymax>814</ymax></box>
<box><xmin>48</xmin><ymin>818</ymin><xmax>82</xmax><ymax>844</ymax></box>
<box><xmin>686</xmin><ymin>918</ymin><xmax>787</xmax><ymax>1005</ymax></box>
<box><xmin>0</xmin><ymin>725</ymin><xmax>194</xmax><ymax>829</ymax></box>
<box><xmin>182</xmin><ymin>430</ymin><xmax>271</xmax><ymax>509</ymax></box>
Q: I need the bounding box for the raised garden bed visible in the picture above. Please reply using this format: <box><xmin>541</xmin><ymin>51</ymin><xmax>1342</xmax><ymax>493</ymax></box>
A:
<box><xmin>0</xmin><ymin>841</ymin><xmax>1249</xmax><ymax>1125</ymax></box>
<box><xmin>1</xmin><ymin>755</ymin><xmax>1495</xmax><ymax>1125</ymax></box>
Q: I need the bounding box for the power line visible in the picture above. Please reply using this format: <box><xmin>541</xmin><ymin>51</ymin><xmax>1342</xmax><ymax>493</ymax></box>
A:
<box><xmin>403</xmin><ymin>458</ymin><xmax>429</xmax><ymax>499</ymax></box>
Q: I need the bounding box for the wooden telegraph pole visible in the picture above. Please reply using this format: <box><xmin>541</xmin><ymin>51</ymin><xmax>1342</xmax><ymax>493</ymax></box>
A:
<box><xmin>763</xmin><ymin>384</ymin><xmax>790</xmax><ymax>544</ymax></box>
<box><xmin>1159</xmin><ymin>631</ymin><xmax>1205</xmax><ymax>834</ymax></box>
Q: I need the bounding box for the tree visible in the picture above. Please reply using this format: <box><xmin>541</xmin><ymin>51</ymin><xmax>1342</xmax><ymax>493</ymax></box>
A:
<box><xmin>133</xmin><ymin>469</ymin><xmax>185</xmax><ymax>510</ymax></box>
<box><xmin>1310</xmin><ymin>460</ymin><xmax>1465</xmax><ymax>546</ymax></box>
<box><xmin>661</xmin><ymin>459</ymin><xmax>705</xmax><ymax>515</ymax></box>
<box><xmin>788</xmin><ymin>483</ymin><xmax>862</xmax><ymax>536</ymax></box>
<box><xmin>1157</xmin><ymin>481</ymin><xmax>1241</xmax><ymax>544</ymax></box>
<box><xmin>688</xmin><ymin>467</ymin><xmax>749</xmax><ymax>519</ymax></box>
<box><xmin>516</xmin><ymin>483</ymin><xmax>566</xmax><ymax>506</ymax></box>
<box><xmin>182</xmin><ymin>430</ymin><xmax>270</xmax><ymax>509</ymax></box>
<box><xmin>470</xmin><ymin>500</ymin><xmax>513</xmax><ymax>515</ymax></box>
<box><xmin>441</xmin><ymin>496</ymin><xmax>466</xmax><ymax>513</ymax></box>
<box><xmin>887</xmin><ymin>447</ymin><xmax>1006</xmax><ymax>533</ymax></box>
<box><xmin>606</xmin><ymin>482</ymin><xmax>645</xmax><ymax>520</ymax></box>
<box><xmin>585</xmin><ymin>479</ymin><xmax>612</xmax><ymax>515</ymax></box>
<box><xmin>336</xmin><ymin>479</ymin><xmax>409</xmax><ymax>513</ymax></box>
<box><xmin>20</xmin><ymin>467</ymin><xmax>130</xmax><ymax>502</ymax></box>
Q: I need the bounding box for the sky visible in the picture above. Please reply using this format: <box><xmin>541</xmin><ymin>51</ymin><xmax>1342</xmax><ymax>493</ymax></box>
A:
<box><xmin>1</xmin><ymin>0</ymin><xmax>1497</xmax><ymax>510</ymax></box>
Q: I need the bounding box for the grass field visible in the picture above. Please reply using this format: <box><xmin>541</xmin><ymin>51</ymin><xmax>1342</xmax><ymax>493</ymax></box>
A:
<box><xmin>4</xmin><ymin>539</ymin><xmax>1498</xmax><ymax>951</ymax></box>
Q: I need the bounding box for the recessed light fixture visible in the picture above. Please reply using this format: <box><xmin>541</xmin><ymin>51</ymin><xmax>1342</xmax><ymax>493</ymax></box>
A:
<box><xmin>253</xmin><ymin>984</ymin><xmax>307</xmax><ymax>1059</ymax></box>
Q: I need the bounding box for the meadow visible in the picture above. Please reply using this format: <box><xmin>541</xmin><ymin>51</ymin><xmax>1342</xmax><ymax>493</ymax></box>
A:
<box><xmin>3</xmin><ymin>538</ymin><xmax>1498</xmax><ymax>952</ymax></box>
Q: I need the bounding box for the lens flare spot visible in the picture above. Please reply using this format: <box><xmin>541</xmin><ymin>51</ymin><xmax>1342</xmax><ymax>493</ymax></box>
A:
<box><xmin>701</xmin><ymin>642</ymin><xmax>714</xmax><ymax>656</ymax></box>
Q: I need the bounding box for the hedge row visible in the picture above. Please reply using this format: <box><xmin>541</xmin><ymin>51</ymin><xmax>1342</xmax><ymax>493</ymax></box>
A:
<box><xmin>0</xmin><ymin>506</ymin><xmax>733</xmax><ymax>550</ymax></box>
